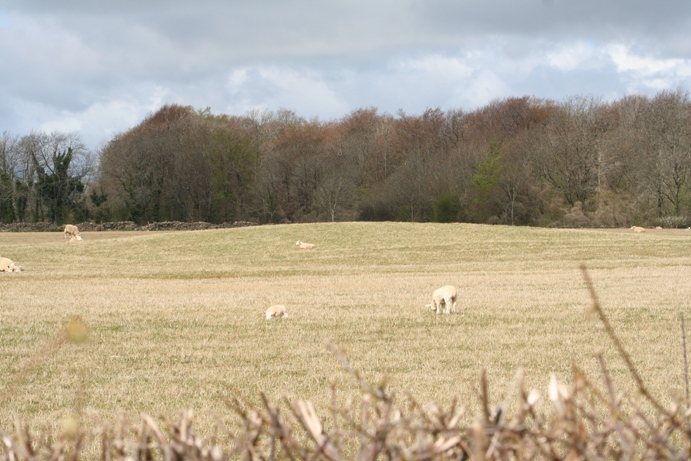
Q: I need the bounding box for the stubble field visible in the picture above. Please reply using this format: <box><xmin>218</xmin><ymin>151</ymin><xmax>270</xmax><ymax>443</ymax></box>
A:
<box><xmin>1</xmin><ymin>222</ymin><xmax>690</xmax><ymax>435</ymax></box>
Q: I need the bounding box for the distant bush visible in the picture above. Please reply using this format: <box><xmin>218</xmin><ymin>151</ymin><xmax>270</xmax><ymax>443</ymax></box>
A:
<box><xmin>560</xmin><ymin>202</ymin><xmax>591</xmax><ymax>228</ymax></box>
<box><xmin>658</xmin><ymin>215</ymin><xmax>691</xmax><ymax>229</ymax></box>
<box><xmin>434</xmin><ymin>193</ymin><xmax>462</xmax><ymax>223</ymax></box>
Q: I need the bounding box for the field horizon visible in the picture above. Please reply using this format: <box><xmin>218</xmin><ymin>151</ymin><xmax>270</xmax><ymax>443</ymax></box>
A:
<box><xmin>1</xmin><ymin>222</ymin><xmax>690</xmax><ymax>435</ymax></box>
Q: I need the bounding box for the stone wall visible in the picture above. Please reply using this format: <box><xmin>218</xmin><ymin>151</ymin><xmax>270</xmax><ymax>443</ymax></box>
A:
<box><xmin>0</xmin><ymin>221</ymin><xmax>257</xmax><ymax>232</ymax></box>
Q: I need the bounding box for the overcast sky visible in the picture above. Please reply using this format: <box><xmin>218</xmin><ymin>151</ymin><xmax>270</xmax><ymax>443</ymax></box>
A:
<box><xmin>2</xmin><ymin>1</ymin><xmax>691</xmax><ymax>151</ymax></box>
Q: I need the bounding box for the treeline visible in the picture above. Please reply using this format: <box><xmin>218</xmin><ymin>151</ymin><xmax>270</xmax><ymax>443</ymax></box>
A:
<box><xmin>2</xmin><ymin>89</ymin><xmax>691</xmax><ymax>227</ymax></box>
<box><xmin>0</xmin><ymin>131</ymin><xmax>93</xmax><ymax>225</ymax></box>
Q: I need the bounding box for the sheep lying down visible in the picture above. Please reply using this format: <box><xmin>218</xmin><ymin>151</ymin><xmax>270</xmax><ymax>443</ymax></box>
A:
<box><xmin>0</xmin><ymin>257</ymin><xmax>24</xmax><ymax>272</ymax></box>
<box><xmin>631</xmin><ymin>226</ymin><xmax>645</xmax><ymax>233</ymax></box>
<box><xmin>265</xmin><ymin>305</ymin><xmax>287</xmax><ymax>320</ymax></box>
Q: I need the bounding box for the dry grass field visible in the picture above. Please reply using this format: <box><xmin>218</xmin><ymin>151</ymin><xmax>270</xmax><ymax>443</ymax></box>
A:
<box><xmin>1</xmin><ymin>222</ymin><xmax>690</xmax><ymax>438</ymax></box>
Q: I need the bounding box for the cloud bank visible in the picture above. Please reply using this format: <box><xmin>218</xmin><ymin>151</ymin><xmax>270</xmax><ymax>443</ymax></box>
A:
<box><xmin>1</xmin><ymin>0</ymin><xmax>691</xmax><ymax>150</ymax></box>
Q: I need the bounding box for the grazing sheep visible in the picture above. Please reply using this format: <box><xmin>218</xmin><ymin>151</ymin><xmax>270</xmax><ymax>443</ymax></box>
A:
<box><xmin>265</xmin><ymin>305</ymin><xmax>287</xmax><ymax>320</ymax></box>
<box><xmin>64</xmin><ymin>224</ymin><xmax>81</xmax><ymax>239</ymax></box>
<box><xmin>0</xmin><ymin>257</ymin><xmax>24</xmax><ymax>272</ymax></box>
<box><xmin>631</xmin><ymin>226</ymin><xmax>645</xmax><ymax>233</ymax></box>
<box><xmin>295</xmin><ymin>240</ymin><xmax>316</xmax><ymax>249</ymax></box>
<box><xmin>429</xmin><ymin>285</ymin><xmax>458</xmax><ymax>315</ymax></box>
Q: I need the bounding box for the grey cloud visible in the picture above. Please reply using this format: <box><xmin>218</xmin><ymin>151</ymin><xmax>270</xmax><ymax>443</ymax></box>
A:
<box><xmin>414</xmin><ymin>1</ymin><xmax>691</xmax><ymax>42</ymax></box>
<box><xmin>7</xmin><ymin>1</ymin><xmax>689</xmax><ymax>58</ymax></box>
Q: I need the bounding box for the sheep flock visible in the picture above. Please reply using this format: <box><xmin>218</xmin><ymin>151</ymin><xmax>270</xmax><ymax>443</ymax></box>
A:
<box><xmin>4</xmin><ymin>230</ymin><xmax>467</xmax><ymax>319</ymax></box>
<box><xmin>4</xmin><ymin>229</ymin><xmax>465</xmax><ymax>317</ymax></box>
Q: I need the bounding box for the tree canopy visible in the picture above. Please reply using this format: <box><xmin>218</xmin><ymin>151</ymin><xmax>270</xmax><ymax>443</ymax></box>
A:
<box><xmin>2</xmin><ymin>89</ymin><xmax>691</xmax><ymax>227</ymax></box>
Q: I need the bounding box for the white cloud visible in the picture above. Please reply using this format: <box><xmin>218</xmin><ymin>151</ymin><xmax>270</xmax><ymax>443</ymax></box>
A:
<box><xmin>604</xmin><ymin>43</ymin><xmax>691</xmax><ymax>93</ymax></box>
<box><xmin>227</xmin><ymin>69</ymin><xmax>249</xmax><ymax>92</ymax></box>
<box><xmin>607</xmin><ymin>43</ymin><xmax>685</xmax><ymax>75</ymax></box>
<box><xmin>222</xmin><ymin>66</ymin><xmax>349</xmax><ymax>120</ymax></box>
<box><xmin>460</xmin><ymin>70</ymin><xmax>511</xmax><ymax>109</ymax></box>
<box><xmin>17</xmin><ymin>85</ymin><xmax>173</xmax><ymax>150</ymax></box>
<box><xmin>547</xmin><ymin>42</ymin><xmax>598</xmax><ymax>72</ymax></box>
<box><xmin>395</xmin><ymin>54</ymin><xmax>475</xmax><ymax>82</ymax></box>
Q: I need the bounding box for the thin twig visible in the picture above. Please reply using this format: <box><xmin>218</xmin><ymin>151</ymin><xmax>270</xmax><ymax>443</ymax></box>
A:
<box><xmin>682</xmin><ymin>313</ymin><xmax>689</xmax><ymax>405</ymax></box>
<box><xmin>597</xmin><ymin>352</ymin><xmax>632</xmax><ymax>456</ymax></box>
<box><xmin>580</xmin><ymin>264</ymin><xmax>669</xmax><ymax>416</ymax></box>
<box><xmin>479</xmin><ymin>369</ymin><xmax>490</xmax><ymax>423</ymax></box>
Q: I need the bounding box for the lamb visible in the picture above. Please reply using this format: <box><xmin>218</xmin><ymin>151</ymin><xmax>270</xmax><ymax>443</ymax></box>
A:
<box><xmin>64</xmin><ymin>224</ymin><xmax>81</xmax><ymax>239</ymax></box>
<box><xmin>295</xmin><ymin>240</ymin><xmax>316</xmax><ymax>249</ymax></box>
<box><xmin>265</xmin><ymin>305</ymin><xmax>287</xmax><ymax>320</ymax></box>
<box><xmin>0</xmin><ymin>257</ymin><xmax>24</xmax><ymax>272</ymax></box>
<box><xmin>69</xmin><ymin>235</ymin><xmax>82</xmax><ymax>242</ymax></box>
<box><xmin>428</xmin><ymin>285</ymin><xmax>459</xmax><ymax>315</ymax></box>
<box><xmin>631</xmin><ymin>226</ymin><xmax>645</xmax><ymax>233</ymax></box>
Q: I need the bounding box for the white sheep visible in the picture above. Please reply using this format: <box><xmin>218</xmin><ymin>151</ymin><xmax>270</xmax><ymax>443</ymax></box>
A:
<box><xmin>265</xmin><ymin>305</ymin><xmax>287</xmax><ymax>320</ymax></box>
<box><xmin>428</xmin><ymin>285</ymin><xmax>459</xmax><ymax>315</ymax></box>
<box><xmin>631</xmin><ymin>226</ymin><xmax>645</xmax><ymax>233</ymax></box>
<box><xmin>69</xmin><ymin>235</ymin><xmax>83</xmax><ymax>242</ymax></box>
<box><xmin>295</xmin><ymin>240</ymin><xmax>316</xmax><ymax>249</ymax></box>
<box><xmin>64</xmin><ymin>224</ymin><xmax>81</xmax><ymax>239</ymax></box>
<box><xmin>0</xmin><ymin>257</ymin><xmax>24</xmax><ymax>272</ymax></box>
<box><xmin>0</xmin><ymin>257</ymin><xmax>12</xmax><ymax>272</ymax></box>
